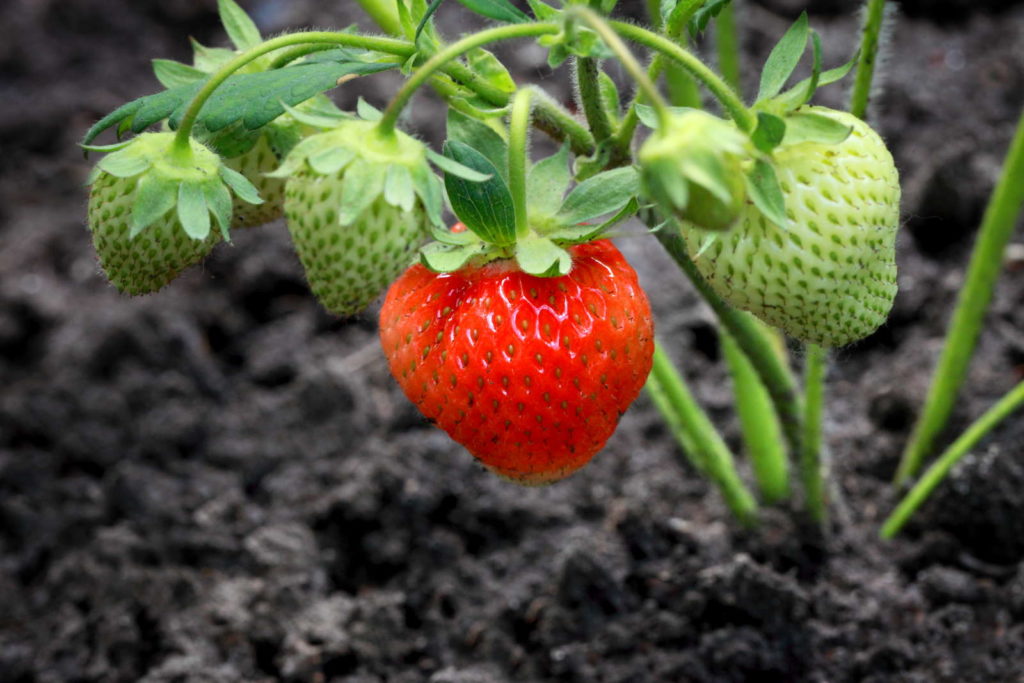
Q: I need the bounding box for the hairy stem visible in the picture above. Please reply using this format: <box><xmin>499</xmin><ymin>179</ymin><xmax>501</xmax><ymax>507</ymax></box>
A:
<box><xmin>531</xmin><ymin>89</ymin><xmax>597</xmax><ymax>157</ymax></box>
<box><xmin>801</xmin><ymin>344</ymin><xmax>829</xmax><ymax>524</ymax></box>
<box><xmin>883</xmin><ymin>380</ymin><xmax>1024</xmax><ymax>538</ymax></box>
<box><xmin>575</xmin><ymin>57</ymin><xmax>616</xmax><ymax>144</ymax></box>
<box><xmin>715</xmin><ymin>1</ymin><xmax>742</xmax><ymax>92</ymax></box>
<box><xmin>508</xmin><ymin>88</ymin><xmax>533</xmax><ymax>239</ymax></box>
<box><xmin>849</xmin><ymin>0</ymin><xmax>886</xmax><ymax>119</ymax></box>
<box><xmin>896</xmin><ymin>106</ymin><xmax>1024</xmax><ymax>484</ymax></box>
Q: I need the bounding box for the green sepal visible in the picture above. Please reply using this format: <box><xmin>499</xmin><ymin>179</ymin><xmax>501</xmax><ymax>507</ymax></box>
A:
<box><xmin>752</xmin><ymin>112</ymin><xmax>786</xmax><ymax>154</ymax></box>
<box><xmin>547</xmin><ymin>198</ymin><xmax>639</xmax><ymax>244</ymax></box>
<box><xmin>384</xmin><ymin>164</ymin><xmax>417</xmax><ymax>212</ymax></box>
<box><xmin>97</xmin><ymin>147</ymin><xmax>152</xmax><ymax>178</ymax></box>
<box><xmin>756</xmin><ymin>11</ymin><xmax>808</xmax><ymax>103</ymax></box>
<box><xmin>466</xmin><ymin>48</ymin><xmax>516</xmax><ymax>93</ymax></box>
<box><xmin>203</xmin><ymin>180</ymin><xmax>233</xmax><ymax>240</ymax></box>
<box><xmin>774</xmin><ymin>51</ymin><xmax>859</xmax><ymax>111</ymax></box>
<box><xmin>279</xmin><ymin>100</ymin><xmax>353</xmax><ymax>131</ymax></box>
<box><xmin>597</xmin><ymin>70</ymin><xmax>622</xmax><ymax>126</ymax></box>
<box><xmin>635</xmin><ymin>103</ymin><xmax>696</xmax><ymax>129</ymax></box>
<box><xmin>130</xmin><ymin>174</ymin><xmax>178</xmax><ymax>237</ymax></box>
<box><xmin>218</xmin><ymin>0</ymin><xmax>262</xmax><ymax>51</ymax></box>
<box><xmin>308</xmin><ymin>146</ymin><xmax>357</xmax><ymax>175</ymax></box>
<box><xmin>526</xmin><ymin>0</ymin><xmax>560</xmax><ymax>21</ymax></box>
<box><xmin>745</xmin><ymin>159</ymin><xmax>788</xmax><ymax>229</ymax></box>
<box><xmin>338</xmin><ymin>158</ymin><xmax>386</xmax><ymax>225</ymax></box>
<box><xmin>527</xmin><ymin>143</ymin><xmax>572</xmax><ymax>218</ymax></box>
<box><xmin>190</xmin><ymin>39</ymin><xmax>236</xmax><ymax>72</ymax></box>
<box><xmin>152</xmin><ymin>59</ymin><xmax>206</xmax><ymax>88</ymax></box>
<box><xmin>782</xmin><ymin>111</ymin><xmax>852</xmax><ymax>146</ymax></box>
<box><xmin>515</xmin><ymin>237</ymin><xmax>572</xmax><ymax>277</ymax></box>
<box><xmin>357</xmin><ymin>97</ymin><xmax>384</xmax><ymax>122</ymax></box>
<box><xmin>679</xmin><ymin>149</ymin><xmax>733</xmax><ymax>204</ymax></box>
<box><xmin>81</xmin><ymin>141</ymin><xmax>133</xmax><ymax>156</ymax></box>
<box><xmin>177</xmin><ymin>182</ymin><xmax>211</xmax><ymax>240</ymax></box>
<box><xmin>688</xmin><ymin>0</ymin><xmax>733</xmax><ymax>38</ymax></box>
<box><xmin>430</xmin><ymin>223</ymin><xmax>477</xmax><ymax>246</ymax></box>
<box><xmin>265</xmin><ymin>135</ymin><xmax>323</xmax><ymax>178</ymax></box>
<box><xmin>219</xmin><ymin>165</ymin><xmax>263</xmax><ymax>205</ymax></box>
<box><xmin>410</xmin><ymin>161</ymin><xmax>443</xmax><ymax>227</ymax></box>
<box><xmin>420</xmin><ymin>240</ymin><xmax>485</xmax><ymax>273</ymax></box>
<box><xmin>426</xmin><ymin>148</ymin><xmax>492</xmax><ymax>182</ymax></box>
<box><xmin>556</xmin><ymin>166</ymin><xmax>639</xmax><ymax>226</ymax></box>
<box><xmin>446</xmin><ymin>109</ymin><xmax>508</xmax><ymax>181</ymax></box>
<box><xmin>442</xmin><ymin>140</ymin><xmax>516</xmax><ymax>246</ymax></box>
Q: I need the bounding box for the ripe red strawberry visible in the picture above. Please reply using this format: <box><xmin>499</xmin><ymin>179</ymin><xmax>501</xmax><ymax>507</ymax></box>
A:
<box><xmin>380</xmin><ymin>239</ymin><xmax>655</xmax><ymax>484</ymax></box>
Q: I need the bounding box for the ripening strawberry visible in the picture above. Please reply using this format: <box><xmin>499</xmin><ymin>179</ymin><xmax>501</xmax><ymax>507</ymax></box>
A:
<box><xmin>379</xmin><ymin>239</ymin><xmax>655</xmax><ymax>485</ymax></box>
<box><xmin>682</xmin><ymin>107</ymin><xmax>901</xmax><ymax>347</ymax></box>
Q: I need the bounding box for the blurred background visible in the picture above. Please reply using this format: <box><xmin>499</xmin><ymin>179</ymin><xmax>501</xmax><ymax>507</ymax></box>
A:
<box><xmin>1</xmin><ymin>1</ymin><xmax>1023</xmax><ymax>681</ymax></box>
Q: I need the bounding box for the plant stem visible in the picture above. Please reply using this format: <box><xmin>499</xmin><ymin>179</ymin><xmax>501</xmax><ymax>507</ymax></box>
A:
<box><xmin>353</xmin><ymin>0</ymin><xmax>403</xmax><ymax>37</ymax></box>
<box><xmin>715</xmin><ymin>1</ymin><xmax>742</xmax><ymax>93</ymax></box>
<box><xmin>567</xmin><ymin>7</ymin><xmax>672</xmax><ymax>130</ymax></box>
<box><xmin>801</xmin><ymin>343</ymin><xmax>828</xmax><ymax>524</ymax></box>
<box><xmin>531</xmin><ymin>89</ymin><xmax>597</xmax><ymax>157</ymax></box>
<box><xmin>575</xmin><ymin>57</ymin><xmax>616</xmax><ymax>145</ymax></box>
<box><xmin>649</xmin><ymin>343</ymin><xmax>759</xmax><ymax>526</ymax></box>
<box><xmin>508</xmin><ymin>88</ymin><xmax>532</xmax><ymax>239</ymax></box>
<box><xmin>172</xmin><ymin>31</ymin><xmax>413</xmax><ymax>153</ymax></box>
<box><xmin>882</xmin><ymin>380</ymin><xmax>1024</xmax><ymax>539</ymax></box>
<box><xmin>377</xmin><ymin>23</ymin><xmax>559</xmax><ymax>135</ymax></box>
<box><xmin>896</xmin><ymin>106</ymin><xmax>1024</xmax><ymax>485</ymax></box>
<box><xmin>721</xmin><ymin>330</ymin><xmax>790</xmax><ymax>503</ymax></box>
<box><xmin>651</xmin><ymin>224</ymin><xmax>804</xmax><ymax>455</ymax></box>
<box><xmin>849</xmin><ymin>0</ymin><xmax>886</xmax><ymax>120</ymax></box>
<box><xmin>611</xmin><ymin>20</ymin><xmax>757</xmax><ymax>132</ymax></box>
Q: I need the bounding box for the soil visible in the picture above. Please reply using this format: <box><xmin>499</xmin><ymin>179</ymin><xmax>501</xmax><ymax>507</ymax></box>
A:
<box><xmin>1</xmin><ymin>1</ymin><xmax>1024</xmax><ymax>681</ymax></box>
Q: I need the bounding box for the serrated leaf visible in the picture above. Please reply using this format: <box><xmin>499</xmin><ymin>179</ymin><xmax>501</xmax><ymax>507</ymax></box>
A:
<box><xmin>442</xmin><ymin>140</ymin><xmax>516</xmax><ymax>246</ymax></box>
<box><xmin>339</xmin><ymin>159</ymin><xmax>387</xmax><ymax>224</ymax></box>
<box><xmin>97</xmin><ymin>148</ymin><xmax>151</xmax><ymax>178</ymax></box>
<box><xmin>384</xmin><ymin>164</ymin><xmax>417</xmax><ymax>212</ymax></box>
<box><xmin>454</xmin><ymin>0</ymin><xmax>530</xmax><ymax>23</ymax></box>
<box><xmin>515</xmin><ymin>238</ymin><xmax>572</xmax><ymax>277</ymax></box>
<box><xmin>466</xmin><ymin>48</ymin><xmax>516</xmax><ymax>93</ymax></box>
<box><xmin>203</xmin><ymin>180</ymin><xmax>233</xmax><ymax>240</ymax></box>
<box><xmin>152</xmin><ymin>59</ymin><xmax>207</xmax><ymax>89</ymax></box>
<box><xmin>130</xmin><ymin>174</ymin><xmax>178</xmax><ymax>237</ymax></box>
<box><xmin>751</xmin><ymin>111</ymin><xmax>786</xmax><ymax>153</ymax></box>
<box><xmin>426</xmin><ymin>148</ymin><xmax>492</xmax><ymax>182</ymax></box>
<box><xmin>688</xmin><ymin>0</ymin><xmax>733</xmax><ymax>38</ymax></box>
<box><xmin>177</xmin><ymin>182</ymin><xmax>211</xmax><ymax>240</ymax></box>
<box><xmin>446</xmin><ymin>109</ymin><xmax>508</xmax><ymax>181</ymax></box>
<box><xmin>219</xmin><ymin>165</ymin><xmax>263</xmax><ymax>205</ymax></box>
<box><xmin>745</xmin><ymin>159</ymin><xmax>788</xmax><ymax>229</ymax></box>
<box><xmin>218</xmin><ymin>0</ymin><xmax>262</xmax><ymax>51</ymax></box>
<box><xmin>357</xmin><ymin>97</ymin><xmax>384</xmax><ymax>122</ymax></box>
<box><xmin>527</xmin><ymin>143</ymin><xmax>572</xmax><ymax>217</ymax></box>
<box><xmin>420</xmin><ymin>241</ymin><xmax>482</xmax><ymax>272</ymax></box>
<box><xmin>557</xmin><ymin>167</ymin><xmax>639</xmax><ymax>225</ymax></box>
<box><xmin>782</xmin><ymin>112</ymin><xmax>852</xmax><ymax>146</ymax></box>
<box><xmin>635</xmin><ymin>103</ymin><xmax>695</xmax><ymax>129</ymax></box>
<box><xmin>756</xmin><ymin>12</ymin><xmax>809</xmax><ymax>103</ymax></box>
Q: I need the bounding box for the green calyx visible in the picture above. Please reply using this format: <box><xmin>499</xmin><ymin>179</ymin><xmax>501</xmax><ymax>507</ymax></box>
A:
<box><xmin>271</xmin><ymin>119</ymin><xmax>443</xmax><ymax>227</ymax></box>
<box><xmin>639</xmin><ymin>110</ymin><xmax>749</xmax><ymax>232</ymax></box>
<box><xmin>87</xmin><ymin>132</ymin><xmax>262</xmax><ymax>241</ymax></box>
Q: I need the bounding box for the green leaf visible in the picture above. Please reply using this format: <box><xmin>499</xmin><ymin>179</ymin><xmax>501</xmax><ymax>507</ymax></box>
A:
<box><xmin>547</xmin><ymin>197</ymin><xmax>638</xmax><ymax>244</ymax></box>
<box><xmin>745</xmin><ymin>159</ymin><xmax>788</xmax><ymax>229</ymax></box>
<box><xmin>598</xmin><ymin>70</ymin><xmax>622</xmax><ymax>125</ymax></box>
<box><xmin>466</xmin><ymin>48</ymin><xmax>516</xmax><ymax>93</ymax></box>
<box><xmin>689</xmin><ymin>0</ymin><xmax>733</xmax><ymax>38</ymax></box>
<box><xmin>526</xmin><ymin>0</ymin><xmax>560</xmax><ymax>20</ymax></box>
<box><xmin>756</xmin><ymin>12</ymin><xmax>808</xmax><ymax>103</ymax></box>
<box><xmin>420</xmin><ymin>241</ymin><xmax>483</xmax><ymax>272</ymax></box>
<box><xmin>219</xmin><ymin>165</ymin><xmax>263</xmax><ymax>205</ymax></box>
<box><xmin>782</xmin><ymin>112</ymin><xmax>852</xmax><ymax>146</ymax></box>
<box><xmin>751</xmin><ymin>111</ymin><xmax>786</xmax><ymax>153</ymax></box>
<box><xmin>196</xmin><ymin>121</ymin><xmax>261</xmax><ymax>158</ymax></box>
<box><xmin>357</xmin><ymin>97</ymin><xmax>384</xmax><ymax>122</ymax></box>
<box><xmin>516</xmin><ymin>238</ymin><xmax>572</xmax><ymax>277</ymax></box>
<box><xmin>190</xmin><ymin>39</ymin><xmax>236</xmax><ymax>72</ymax></box>
<box><xmin>775</xmin><ymin>50</ymin><xmax>858</xmax><ymax>111</ymax></box>
<box><xmin>414</xmin><ymin>0</ymin><xmax>444</xmax><ymax>46</ymax></box>
<box><xmin>453</xmin><ymin>0</ymin><xmax>530</xmax><ymax>23</ymax></box>
<box><xmin>527</xmin><ymin>143</ymin><xmax>572</xmax><ymax>217</ymax></box>
<box><xmin>442</xmin><ymin>140</ymin><xmax>516</xmax><ymax>246</ymax></box>
<box><xmin>446</xmin><ymin>109</ymin><xmax>508</xmax><ymax>181</ymax></box>
<box><xmin>426</xmin><ymin>148</ymin><xmax>492</xmax><ymax>182</ymax></box>
<box><xmin>130</xmin><ymin>174</ymin><xmax>178</xmax><ymax>237</ymax></box>
<box><xmin>384</xmin><ymin>164</ymin><xmax>417</xmax><ymax>212</ymax></box>
<box><xmin>218</xmin><ymin>0</ymin><xmax>262</xmax><ymax>51</ymax></box>
<box><xmin>203</xmin><ymin>180</ymin><xmax>233</xmax><ymax>240</ymax></box>
<box><xmin>557</xmin><ymin>167</ymin><xmax>639</xmax><ymax>225</ymax></box>
<box><xmin>152</xmin><ymin>59</ymin><xmax>207</xmax><ymax>89</ymax></box>
<box><xmin>339</xmin><ymin>158</ymin><xmax>387</xmax><ymax>225</ymax></box>
<box><xmin>635</xmin><ymin>103</ymin><xmax>695</xmax><ymax>129</ymax></box>
<box><xmin>177</xmin><ymin>182</ymin><xmax>211</xmax><ymax>240</ymax></box>
<box><xmin>801</xmin><ymin>30</ymin><xmax>823</xmax><ymax>107</ymax></box>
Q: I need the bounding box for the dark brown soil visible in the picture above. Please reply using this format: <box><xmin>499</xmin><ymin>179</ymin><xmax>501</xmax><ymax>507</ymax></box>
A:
<box><xmin>1</xmin><ymin>1</ymin><xmax>1023</xmax><ymax>681</ymax></box>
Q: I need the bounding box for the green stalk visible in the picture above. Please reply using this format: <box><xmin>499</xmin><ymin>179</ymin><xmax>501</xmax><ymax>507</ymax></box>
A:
<box><xmin>575</xmin><ymin>57</ymin><xmax>616</xmax><ymax>144</ymax></box>
<box><xmin>849</xmin><ymin>0</ymin><xmax>886</xmax><ymax>120</ymax></box>
<box><xmin>896</xmin><ymin>106</ymin><xmax>1024</xmax><ymax>484</ymax></box>
<box><xmin>801</xmin><ymin>344</ymin><xmax>828</xmax><ymax>523</ymax></box>
<box><xmin>883</xmin><ymin>380</ymin><xmax>1024</xmax><ymax>538</ymax></box>
<box><xmin>508</xmin><ymin>88</ymin><xmax>532</xmax><ymax>239</ymax></box>
<box><xmin>652</xmin><ymin>225</ymin><xmax>804</xmax><ymax>456</ymax></box>
<box><xmin>715</xmin><ymin>1</ymin><xmax>741</xmax><ymax>92</ymax></box>
<box><xmin>353</xmin><ymin>0</ymin><xmax>403</xmax><ymax>37</ymax></box>
<box><xmin>378</xmin><ymin>23</ymin><xmax>559</xmax><ymax>135</ymax></box>
<box><xmin>721</xmin><ymin>330</ymin><xmax>790</xmax><ymax>503</ymax></box>
<box><xmin>531</xmin><ymin>89</ymin><xmax>597</xmax><ymax>156</ymax></box>
<box><xmin>649</xmin><ymin>343</ymin><xmax>759</xmax><ymax>526</ymax></box>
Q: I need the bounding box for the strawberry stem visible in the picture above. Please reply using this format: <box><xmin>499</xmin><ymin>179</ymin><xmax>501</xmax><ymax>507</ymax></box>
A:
<box><xmin>574</xmin><ymin>57</ymin><xmax>615</xmax><ymax>146</ymax></box>
<box><xmin>849</xmin><ymin>0</ymin><xmax>887</xmax><ymax>120</ymax></box>
<box><xmin>801</xmin><ymin>343</ymin><xmax>829</xmax><ymax>525</ymax></box>
<box><xmin>883</xmin><ymin>380</ymin><xmax>1024</xmax><ymax>539</ymax></box>
<box><xmin>508</xmin><ymin>88</ymin><xmax>534</xmax><ymax>241</ymax></box>
<box><xmin>897</xmin><ymin>106</ymin><xmax>1024</xmax><ymax>485</ymax></box>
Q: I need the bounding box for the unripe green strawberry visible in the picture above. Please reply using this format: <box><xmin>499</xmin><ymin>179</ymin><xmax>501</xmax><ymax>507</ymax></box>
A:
<box><xmin>276</xmin><ymin>120</ymin><xmax>440</xmax><ymax>317</ymax></box>
<box><xmin>224</xmin><ymin>134</ymin><xmax>285</xmax><ymax>229</ymax></box>
<box><xmin>681</xmin><ymin>107</ymin><xmax>900</xmax><ymax>347</ymax></box>
<box><xmin>86</xmin><ymin>132</ymin><xmax>263</xmax><ymax>295</ymax></box>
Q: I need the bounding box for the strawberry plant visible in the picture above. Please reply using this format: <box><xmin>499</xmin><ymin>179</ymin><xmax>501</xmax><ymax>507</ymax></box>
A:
<box><xmin>80</xmin><ymin>0</ymin><xmax>1024</xmax><ymax>535</ymax></box>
